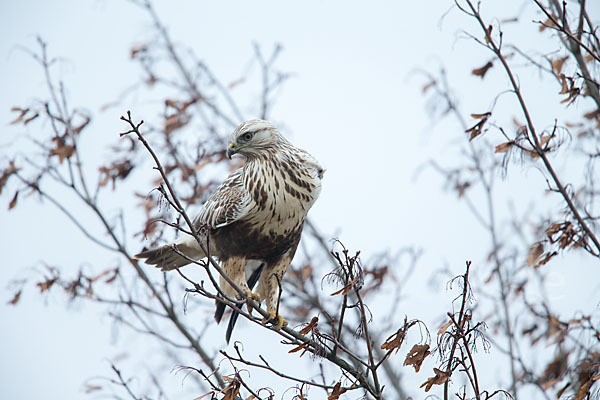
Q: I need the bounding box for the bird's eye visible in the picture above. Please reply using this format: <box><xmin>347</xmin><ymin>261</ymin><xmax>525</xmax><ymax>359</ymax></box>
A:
<box><xmin>243</xmin><ymin>132</ymin><xmax>253</xmax><ymax>141</ymax></box>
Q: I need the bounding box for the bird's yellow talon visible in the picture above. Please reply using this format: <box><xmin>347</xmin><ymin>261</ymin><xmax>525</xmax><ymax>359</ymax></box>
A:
<box><xmin>244</xmin><ymin>290</ymin><xmax>261</xmax><ymax>314</ymax></box>
<box><xmin>262</xmin><ymin>310</ymin><xmax>288</xmax><ymax>330</ymax></box>
<box><xmin>245</xmin><ymin>290</ymin><xmax>261</xmax><ymax>302</ymax></box>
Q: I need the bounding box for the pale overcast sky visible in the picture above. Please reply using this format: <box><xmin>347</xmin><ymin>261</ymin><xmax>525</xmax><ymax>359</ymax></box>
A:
<box><xmin>2</xmin><ymin>1</ymin><xmax>599</xmax><ymax>399</ymax></box>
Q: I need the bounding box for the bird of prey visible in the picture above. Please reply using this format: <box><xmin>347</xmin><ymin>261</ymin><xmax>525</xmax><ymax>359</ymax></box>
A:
<box><xmin>134</xmin><ymin>120</ymin><xmax>324</xmax><ymax>341</ymax></box>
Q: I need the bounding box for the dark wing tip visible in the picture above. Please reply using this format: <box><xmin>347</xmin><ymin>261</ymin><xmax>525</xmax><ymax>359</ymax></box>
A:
<box><xmin>225</xmin><ymin>311</ymin><xmax>240</xmax><ymax>344</ymax></box>
<box><xmin>214</xmin><ymin>300</ymin><xmax>227</xmax><ymax>324</ymax></box>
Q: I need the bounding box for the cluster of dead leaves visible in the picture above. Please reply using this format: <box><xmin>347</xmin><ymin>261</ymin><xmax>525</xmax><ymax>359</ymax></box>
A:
<box><xmin>558</xmin><ymin>74</ymin><xmax>581</xmax><ymax>106</ymax></box>
<box><xmin>327</xmin><ymin>382</ymin><xmax>348</xmax><ymax>400</ymax></box>
<box><xmin>584</xmin><ymin>108</ymin><xmax>600</xmax><ymax>129</ymax></box>
<box><xmin>287</xmin><ymin>316</ymin><xmax>320</xmax><ymax>358</ymax></box>
<box><xmin>526</xmin><ymin>220</ymin><xmax>589</xmax><ymax>269</ymax></box>
<box><xmin>520</xmin><ymin>314</ymin><xmax>600</xmax><ymax>398</ymax></box>
<box><xmin>163</xmin><ymin>97</ymin><xmax>199</xmax><ymax>135</ymax></box>
<box><xmin>49</xmin><ymin>135</ymin><xmax>76</xmax><ymax>164</ymax></box>
<box><xmin>362</xmin><ymin>265</ymin><xmax>389</xmax><ymax>294</ymax></box>
<box><xmin>98</xmin><ymin>160</ymin><xmax>134</xmax><ymax>190</ymax></box>
<box><xmin>379</xmin><ymin>317</ymin><xmax>453</xmax><ymax>393</ymax></box>
<box><xmin>465</xmin><ymin>112</ymin><xmax>491</xmax><ymax>141</ymax></box>
<box><xmin>0</xmin><ymin>161</ymin><xmax>19</xmax><ymax>197</ymax></box>
<box><xmin>2</xmin><ymin>161</ymin><xmax>20</xmax><ymax>211</ymax></box>
<box><xmin>10</xmin><ymin>106</ymin><xmax>39</xmax><ymax>125</ymax></box>
<box><xmin>535</xmin><ymin>350</ymin><xmax>600</xmax><ymax>400</ymax></box>
<box><xmin>64</xmin><ymin>267</ymin><xmax>120</xmax><ymax>299</ymax></box>
<box><xmin>289</xmin><ymin>264</ymin><xmax>313</xmax><ymax>284</ymax></box>
<box><xmin>7</xmin><ymin>266</ymin><xmax>118</xmax><ymax>306</ymax></box>
<box><xmin>546</xmin><ymin>221</ymin><xmax>581</xmax><ymax>250</ymax></box>
<box><xmin>195</xmin><ymin>375</ymin><xmax>244</xmax><ymax>400</ymax></box>
<box><xmin>380</xmin><ymin>318</ymin><xmax>419</xmax><ymax>356</ymax></box>
<box><xmin>328</xmin><ymin>247</ymin><xmax>364</xmax><ymax>297</ymax></box>
<box><xmin>527</xmin><ymin>241</ymin><xmax>557</xmax><ymax>268</ymax></box>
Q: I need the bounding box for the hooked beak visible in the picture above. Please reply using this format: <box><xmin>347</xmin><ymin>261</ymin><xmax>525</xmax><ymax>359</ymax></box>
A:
<box><xmin>226</xmin><ymin>143</ymin><xmax>236</xmax><ymax>160</ymax></box>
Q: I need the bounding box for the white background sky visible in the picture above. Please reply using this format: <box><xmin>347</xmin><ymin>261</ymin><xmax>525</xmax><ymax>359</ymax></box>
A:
<box><xmin>2</xmin><ymin>1</ymin><xmax>599</xmax><ymax>399</ymax></box>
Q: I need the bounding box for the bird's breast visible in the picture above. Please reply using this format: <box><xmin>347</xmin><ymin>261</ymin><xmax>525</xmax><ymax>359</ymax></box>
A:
<box><xmin>244</xmin><ymin>158</ymin><xmax>322</xmax><ymax>237</ymax></box>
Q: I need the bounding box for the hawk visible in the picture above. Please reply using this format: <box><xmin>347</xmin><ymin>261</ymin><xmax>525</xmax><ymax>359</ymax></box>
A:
<box><xmin>134</xmin><ymin>120</ymin><xmax>324</xmax><ymax>342</ymax></box>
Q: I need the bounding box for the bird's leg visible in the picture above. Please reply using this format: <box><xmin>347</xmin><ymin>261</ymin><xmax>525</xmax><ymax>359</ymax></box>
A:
<box><xmin>258</xmin><ymin>261</ymin><xmax>290</xmax><ymax>330</ymax></box>
<box><xmin>263</xmin><ymin>309</ymin><xmax>288</xmax><ymax>330</ymax></box>
<box><xmin>222</xmin><ymin>257</ymin><xmax>260</xmax><ymax>313</ymax></box>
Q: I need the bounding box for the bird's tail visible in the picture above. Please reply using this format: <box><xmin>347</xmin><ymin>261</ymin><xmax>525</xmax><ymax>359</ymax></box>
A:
<box><xmin>134</xmin><ymin>235</ymin><xmax>204</xmax><ymax>271</ymax></box>
<box><xmin>215</xmin><ymin>261</ymin><xmax>264</xmax><ymax>343</ymax></box>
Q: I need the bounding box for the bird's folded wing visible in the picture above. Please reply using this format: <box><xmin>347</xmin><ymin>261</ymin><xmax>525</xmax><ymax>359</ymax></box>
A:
<box><xmin>193</xmin><ymin>168</ymin><xmax>251</xmax><ymax>229</ymax></box>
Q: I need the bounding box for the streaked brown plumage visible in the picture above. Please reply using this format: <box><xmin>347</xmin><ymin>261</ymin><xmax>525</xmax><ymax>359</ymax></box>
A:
<box><xmin>134</xmin><ymin>120</ymin><xmax>324</xmax><ymax>342</ymax></box>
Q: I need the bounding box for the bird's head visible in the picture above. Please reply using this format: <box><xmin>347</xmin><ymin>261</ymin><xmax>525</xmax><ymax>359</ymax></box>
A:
<box><xmin>226</xmin><ymin>119</ymin><xmax>285</xmax><ymax>159</ymax></box>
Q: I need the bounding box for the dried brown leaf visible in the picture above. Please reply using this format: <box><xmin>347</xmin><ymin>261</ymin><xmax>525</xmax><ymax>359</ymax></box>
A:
<box><xmin>574</xmin><ymin>378</ymin><xmax>594</xmax><ymax>400</ymax></box>
<box><xmin>534</xmin><ymin>251</ymin><xmax>558</xmax><ymax>268</ymax></box>
<box><xmin>465</xmin><ymin>112</ymin><xmax>490</xmax><ymax>141</ymax></box>
<box><xmin>551</xmin><ymin>56</ymin><xmax>569</xmax><ymax>74</ymax></box>
<box><xmin>221</xmin><ymin>375</ymin><xmax>241</xmax><ymax>400</ymax></box>
<box><xmin>8</xmin><ymin>191</ymin><xmax>18</xmax><ymax>210</ymax></box>
<box><xmin>105</xmin><ymin>268</ymin><xmax>119</xmax><ymax>284</ymax></box>
<box><xmin>300</xmin><ymin>264</ymin><xmax>313</xmax><ymax>280</ymax></box>
<box><xmin>437</xmin><ymin>320</ymin><xmax>453</xmax><ymax>336</ymax></box>
<box><xmin>227</xmin><ymin>77</ymin><xmax>246</xmax><ymax>89</ymax></box>
<box><xmin>495</xmin><ymin>141</ymin><xmax>514</xmax><ymax>153</ymax></box>
<box><xmin>130</xmin><ymin>44</ymin><xmax>147</xmax><ymax>59</ymax></box>
<box><xmin>556</xmin><ymin>382</ymin><xmax>571</xmax><ymax>398</ymax></box>
<box><xmin>540</xmin><ymin>134</ymin><xmax>552</xmax><ymax>147</ymax></box>
<box><xmin>559</xmin><ymin>74</ymin><xmax>569</xmax><ymax>94</ymax></box>
<box><xmin>584</xmin><ymin>109</ymin><xmax>600</xmax><ymax>120</ymax></box>
<box><xmin>164</xmin><ymin>114</ymin><xmax>190</xmax><ymax>134</ymax></box>
<box><xmin>485</xmin><ymin>24</ymin><xmax>493</xmax><ymax>44</ymax></box>
<box><xmin>422</xmin><ymin>80</ymin><xmax>436</xmax><ymax>93</ymax></box>
<box><xmin>539</xmin><ymin>353</ymin><xmax>568</xmax><ymax>389</ymax></box>
<box><xmin>24</xmin><ymin>113</ymin><xmax>39</xmax><ymax>125</ymax></box>
<box><xmin>511</xmin><ymin>117</ymin><xmax>523</xmax><ymax>128</ymax></box>
<box><xmin>471</xmin><ymin>112</ymin><xmax>491</xmax><ymax>119</ymax></box>
<box><xmin>37</xmin><ymin>278</ymin><xmax>58</xmax><ymax>293</ymax></box>
<box><xmin>527</xmin><ymin>242</ymin><xmax>544</xmax><ymax>266</ymax></box>
<box><xmin>10</xmin><ymin>107</ymin><xmax>29</xmax><ymax>125</ymax></box>
<box><xmin>420</xmin><ymin>368</ymin><xmax>449</xmax><ymax>392</ymax></box>
<box><xmin>330</xmin><ymin>276</ymin><xmax>358</xmax><ymax>296</ymax></box>
<box><xmin>84</xmin><ymin>385</ymin><xmax>102</xmax><ymax>393</ymax></box>
<box><xmin>7</xmin><ymin>290</ymin><xmax>22</xmax><ymax>305</ymax></box>
<box><xmin>288</xmin><ymin>341</ymin><xmax>310</xmax><ymax>354</ymax></box>
<box><xmin>472</xmin><ymin>61</ymin><xmax>493</xmax><ymax>78</ymax></box>
<box><xmin>0</xmin><ymin>161</ymin><xmax>19</xmax><ymax>196</ymax></box>
<box><xmin>539</xmin><ymin>17</ymin><xmax>555</xmax><ymax>31</ymax></box>
<box><xmin>381</xmin><ymin>320</ymin><xmax>417</xmax><ymax>354</ymax></box>
<box><xmin>327</xmin><ymin>382</ymin><xmax>347</xmax><ymax>400</ymax></box>
<box><xmin>299</xmin><ymin>316</ymin><xmax>318</xmax><ymax>335</ymax></box>
<box><xmin>50</xmin><ymin>141</ymin><xmax>75</xmax><ymax>164</ymax></box>
<box><xmin>72</xmin><ymin>116</ymin><xmax>90</xmax><ymax>134</ymax></box>
<box><xmin>456</xmin><ymin>181</ymin><xmax>471</xmax><ymax>198</ymax></box>
<box><xmin>560</xmin><ymin>88</ymin><xmax>580</xmax><ymax>105</ymax></box>
<box><xmin>404</xmin><ymin>344</ymin><xmax>430</xmax><ymax>372</ymax></box>
<box><xmin>98</xmin><ymin>160</ymin><xmax>134</xmax><ymax>190</ymax></box>
<box><xmin>522</xmin><ymin>324</ymin><xmax>537</xmax><ymax>336</ymax></box>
